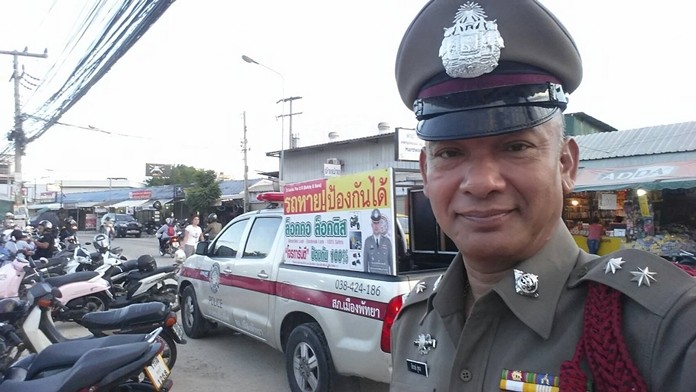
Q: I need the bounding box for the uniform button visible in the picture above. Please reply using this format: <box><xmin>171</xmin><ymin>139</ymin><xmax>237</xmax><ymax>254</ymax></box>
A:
<box><xmin>459</xmin><ymin>369</ymin><xmax>472</xmax><ymax>382</ymax></box>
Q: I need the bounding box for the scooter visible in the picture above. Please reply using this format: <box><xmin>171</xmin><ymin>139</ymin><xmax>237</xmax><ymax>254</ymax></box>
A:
<box><xmin>101</xmin><ymin>257</ymin><xmax>179</xmax><ymax>310</ymax></box>
<box><xmin>0</xmin><ymin>321</ymin><xmax>173</xmax><ymax>391</ymax></box>
<box><xmin>159</xmin><ymin>235</ymin><xmax>180</xmax><ymax>258</ymax></box>
<box><xmin>0</xmin><ymin>281</ymin><xmax>184</xmax><ymax>369</ymax></box>
<box><xmin>0</xmin><ymin>257</ymin><xmax>113</xmax><ymax>322</ymax></box>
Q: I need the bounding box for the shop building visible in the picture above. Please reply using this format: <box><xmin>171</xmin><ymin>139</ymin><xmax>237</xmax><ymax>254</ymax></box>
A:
<box><xmin>567</xmin><ymin>121</ymin><xmax>696</xmax><ymax>256</ymax></box>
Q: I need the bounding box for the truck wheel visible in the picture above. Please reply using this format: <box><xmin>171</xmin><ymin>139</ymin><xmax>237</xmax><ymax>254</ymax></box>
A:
<box><xmin>286</xmin><ymin>323</ymin><xmax>334</xmax><ymax>392</ymax></box>
<box><xmin>181</xmin><ymin>286</ymin><xmax>208</xmax><ymax>338</ymax></box>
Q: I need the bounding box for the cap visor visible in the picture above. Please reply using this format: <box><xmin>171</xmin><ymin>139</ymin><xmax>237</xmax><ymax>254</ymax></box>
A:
<box><xmin>416</xmin><ymin>106</ymin><xmax>559</xmax><ymax>141</ymax></box>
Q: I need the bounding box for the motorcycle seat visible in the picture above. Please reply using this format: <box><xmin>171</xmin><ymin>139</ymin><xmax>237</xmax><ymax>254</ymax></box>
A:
<box><xmin>45</xmin><ymin>271</ymin><xmax>100</xmax><ymax>287</ymax></box>
<box><xmin>8</xmin><ymin>334</ymin><xmax>147</xmax><ymax>381</ymax></box>
<box><xmin>36</xmin><ymin>257</ymin><xmax>69</xmax><ymax>270</ymax></box>
<box><xmin>0</xmin><ymin>342</ymin><xmax>152</xmax><ymax>391</ymax></box>
<box><xmin>126</xmin><ymin>265</ymin><xmax>177</xmax><ymax>281</ymax></box>
<box><xmin>81</xmin><ymin>302</ymin><xmax>169</xmax><ymax>330</ymax></box>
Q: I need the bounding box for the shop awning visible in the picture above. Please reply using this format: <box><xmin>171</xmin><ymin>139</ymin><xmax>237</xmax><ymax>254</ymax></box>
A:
<box><xmin>109</xmin><ymin>199</ymin><xmax>150</xmax><ymax>208</ymax></box>
<box><xmin>574</xmin><ymin>160</ymin><xmax>696</xmax><ymax>191</ymax></box>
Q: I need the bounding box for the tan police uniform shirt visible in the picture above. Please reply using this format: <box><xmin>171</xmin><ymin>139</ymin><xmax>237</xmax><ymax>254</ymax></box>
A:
<box><xmin>390</xmin><ymin>220</ymin><xmax>696</xmax><ymax>391</ymax></box>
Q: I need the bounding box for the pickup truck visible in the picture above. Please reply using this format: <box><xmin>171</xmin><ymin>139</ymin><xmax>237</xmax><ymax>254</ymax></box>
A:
<box><xmin>177</xmin><ymin>169</ymin><xmax>455</xmax><ymax>391</ymax></box>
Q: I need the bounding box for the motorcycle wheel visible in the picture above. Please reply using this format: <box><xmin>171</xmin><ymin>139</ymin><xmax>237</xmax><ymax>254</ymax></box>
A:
<box><xmin>114</xmin><ymin>382</ymin><xmax>159</xmax><ymax>391</ymax></box>
<box><xmin>155</xmin><ymin>284</ymin><xmax>178</xmax><ymax>307</ymax></box>
<box><xmin>78</xmin><ymin>294</ymin><xmax>109</xmax><ymax>318</ymax></box>
<box><xmin>157</xmin><ymin>332</ymin><xmax>178</xmax><ymax>369</ymax></box>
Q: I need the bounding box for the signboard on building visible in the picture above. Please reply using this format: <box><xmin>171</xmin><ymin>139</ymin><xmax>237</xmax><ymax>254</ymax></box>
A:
<box><xmin>323</xmin><ymin>163</ymin><xmax>342</xmax><ymax>177</ymax></box>
<box><xmin>395</xmin><ymin>127</ymin><xmax>424</xmax><ymax>162</ymax></box>
<box><xmin>38</xmin><ymin>192</ymin><xmax>57</xmax><ymax>203</ymax></box>
<box><xmin>129</xmin><ymin>190</ymin><xmax>152</xmax><ymax>200</ymax></box>
<box><xmin>145</xmin><ymin>163</ymin><xmax>173</xmax><ymax>178</ymax></box>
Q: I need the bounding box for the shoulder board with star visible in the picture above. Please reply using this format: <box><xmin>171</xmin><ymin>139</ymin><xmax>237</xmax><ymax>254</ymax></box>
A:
<box><xmin>572</xmin><ymin>248</ymin><xmax>696</xmax><ymax>316</ymax></box>
<box><xmin>402</xmin><ymin>274</ymin><xmax>443</xmax><ymax>309</ymax></box>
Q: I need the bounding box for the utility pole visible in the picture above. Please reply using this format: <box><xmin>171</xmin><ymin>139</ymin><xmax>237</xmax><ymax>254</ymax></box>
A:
<box><xmin>277</xmin><ymin>96</ymin><xmax>303</xmax><ymax>149</ymax></box>
<box><xmin>242</xmin><ymin>112</ymin><xmax>249</xmax><ymax>213</ymax></box>
<box><xmin>0</xmin><ymin>48</ymin><xmax>48</xmax><ymax>206</ymax></box>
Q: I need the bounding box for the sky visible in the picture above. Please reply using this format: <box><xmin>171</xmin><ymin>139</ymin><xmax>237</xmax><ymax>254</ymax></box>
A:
<box><xmin>0</xmin><ymin>0</ymin><xmax>694</xmax><ymax>186</ymax></box>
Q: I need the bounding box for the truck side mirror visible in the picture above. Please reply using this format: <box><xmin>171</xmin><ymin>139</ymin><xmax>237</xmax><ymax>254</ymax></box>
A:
<box><xmin>195</xmin><ymin>241</ymin><xmax>209</xmax><ymax>256</ymax></box>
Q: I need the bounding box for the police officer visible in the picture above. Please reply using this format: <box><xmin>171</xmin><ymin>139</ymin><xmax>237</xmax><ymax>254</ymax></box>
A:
<box><xmin>363</xmin><ymin>208</ymin><xmax>393</xmax><ymax>274</ymax></box>
<box><xmin>389</xmin><ymin>1</ymin><xmax>696</xmax><ymax>391</ymax></box>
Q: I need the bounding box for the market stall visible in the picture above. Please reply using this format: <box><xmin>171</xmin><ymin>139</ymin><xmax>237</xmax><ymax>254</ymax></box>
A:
<box><xmin>566</xmin><ymin>160</ymin><xmax>696</xmax><ymax>256</ymax></box>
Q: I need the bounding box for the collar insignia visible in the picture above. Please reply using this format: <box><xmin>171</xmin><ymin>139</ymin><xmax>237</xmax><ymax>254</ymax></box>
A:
<box><xmin>413</xmin><ymin>333</ymin><xmax>437</xmax><ymax>355</ymax></box>
<box><xmin>439</xmin><ymin>1</ymin><xmax>505</xmax><ymax>79</ymax></box>
<box><xmin>604</xmin><ymin>257</ymin><xmax>625</xmax><ymax>274</ymax></box>
<box><xmin>630</xmin><ymin>266</ymin><xmax>657</xmax><ymax>287</ymax></box>
<box><xmin>514</xmin><ymin>269</ymin><xmax>539</xmax><ymax>298</ymax></box>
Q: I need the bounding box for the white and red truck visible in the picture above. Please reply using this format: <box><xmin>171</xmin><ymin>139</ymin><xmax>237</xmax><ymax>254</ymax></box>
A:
<box><xmin>176</xmin><ymin>168</ymin><xmax>455</xmax><ymax>391</ymax></box>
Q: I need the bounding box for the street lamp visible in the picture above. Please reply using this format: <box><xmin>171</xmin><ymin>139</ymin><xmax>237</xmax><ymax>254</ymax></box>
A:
<box><xmin>241</xmin><ymin>54</ymin><xmax>287</xmax><ymax>183</ymax></box>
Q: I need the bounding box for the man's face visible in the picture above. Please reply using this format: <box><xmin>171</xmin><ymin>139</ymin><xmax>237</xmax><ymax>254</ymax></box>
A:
<box><xmin>371</xmin><ymin>220</ymin><xmax>381</xmax><ymax>235</ymax></box>
<box><xmin>420</xmin><ymin>117</ymin><xmax>578</xmax><ymax>270</ymax></box>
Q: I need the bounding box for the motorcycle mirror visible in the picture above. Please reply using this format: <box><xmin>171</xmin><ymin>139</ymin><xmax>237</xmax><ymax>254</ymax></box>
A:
<box><xmin>51</xmin><ymin>287</ymin><xmax>62</xmax><ymax>298</ymax></box>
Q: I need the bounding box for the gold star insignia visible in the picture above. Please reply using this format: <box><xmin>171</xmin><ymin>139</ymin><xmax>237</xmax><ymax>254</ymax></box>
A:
<box><xmin>604</xmin><ymin>257</ymin><xmax>626</xmax><ymax>274</ymax></box>
<box><xmin>630</xmin><ymin>266</ymin><xmax>657</xmax><ymax>287</ymax></box>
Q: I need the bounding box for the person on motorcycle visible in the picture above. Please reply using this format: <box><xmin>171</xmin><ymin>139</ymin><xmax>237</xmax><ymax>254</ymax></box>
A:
<box><xmin>203</xmin><ymin>213</ymin><xmax>222</xmax><ymax>240</ymax></box>
<box><xmin>156</xmin><ymin>218</ymin><xmax>177</xmax><ymax>255</ymax></box>
<box><xmin>34</xmin><ymin>220</ymin><xmax>56</xmax><ymax>259</ymax></box>
<box><xmin>59</xmin><ymin>219</ymin><xmax>78</xmax><ymax>245</ymax></box>
<box><xmin>5</xmin><ymin>229</ymin><xmax>34</xmax><ymax>262</ymax></box>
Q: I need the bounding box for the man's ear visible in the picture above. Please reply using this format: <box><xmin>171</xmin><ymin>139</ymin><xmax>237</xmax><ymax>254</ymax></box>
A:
<box><xmin>419</xmin><ymin>148</ymin><xmax>430</xmax><ymax>198</ymax></box>
<box><xmin>560</xmin><ymin>137</ymin><xmax>579</xmax><ymax>194</ymax></box>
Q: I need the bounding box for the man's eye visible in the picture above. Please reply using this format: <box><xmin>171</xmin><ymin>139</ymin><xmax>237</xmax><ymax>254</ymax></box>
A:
<box><xmin>507</xmin><ymin>143</ymin><xmax>531</xmax><ymax>152</ymax></box>
<box><xmin>435</xmin><ymin>149</ymin><xmax>460</xmax><ymax>159</ymax></box>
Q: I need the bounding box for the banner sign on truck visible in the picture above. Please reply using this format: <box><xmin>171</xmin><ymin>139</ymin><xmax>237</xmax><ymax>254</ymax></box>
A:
<box><xmin>283</xmin><ymin>168</ymin><xmax>396</xmax><ymax>275</ymax></box>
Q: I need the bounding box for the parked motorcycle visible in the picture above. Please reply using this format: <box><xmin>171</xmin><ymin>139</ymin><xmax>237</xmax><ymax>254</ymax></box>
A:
<box><xmin>0</xmin><ymin>280</ymin><xmax>184</xmax><ymax>369</ymax></box>
<box><xmin>101</xmin><ymin>255</ymin><xmax>179</xmax><ymax>310</ymax></box>
<box><xmin>0</xmin><ymin>320</ymin><xmax>172</xmax><ymax>391</ymax></box>
<box><xmin>0</xmin><ymin>257</ymin><xmax>112</xmax><ymax>322</ymax></box>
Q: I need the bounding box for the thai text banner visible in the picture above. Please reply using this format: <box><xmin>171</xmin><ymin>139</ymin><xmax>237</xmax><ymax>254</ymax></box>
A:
<box><xmin>284</xmin><ymin>169</ymin><xmax>392</xmax><ymax>215</ymax></box>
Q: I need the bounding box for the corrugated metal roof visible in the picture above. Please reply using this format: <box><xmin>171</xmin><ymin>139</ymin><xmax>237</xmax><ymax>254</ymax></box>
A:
<box><xmin>573</xmin><ymin>121</ymin><xmax>696</xmax><ymax>160</ymax></box>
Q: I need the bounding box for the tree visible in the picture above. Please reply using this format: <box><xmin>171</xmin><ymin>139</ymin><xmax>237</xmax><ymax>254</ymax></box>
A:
<box><xmin>184</xmin><ymin>169</ymin><xmax>221</xmax><ymax>215</ymax></box>
<box><xmin>145</xmin><ymin>165</ymin><xmax>221</xmax><ymax>214</ymax></box>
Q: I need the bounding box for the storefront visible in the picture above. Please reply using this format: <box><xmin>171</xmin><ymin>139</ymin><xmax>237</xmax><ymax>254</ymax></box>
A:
<box><xmin>566</xmin><ymin>159</ymin><xmax>696</xmax><ymax>256</ymax></box>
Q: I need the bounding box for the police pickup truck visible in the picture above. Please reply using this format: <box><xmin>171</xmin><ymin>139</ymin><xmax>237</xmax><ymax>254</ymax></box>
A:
<box><xmin>177</xmin><ymin>168</ymin><xmax>455</xmax><ymax>391</ymax></box>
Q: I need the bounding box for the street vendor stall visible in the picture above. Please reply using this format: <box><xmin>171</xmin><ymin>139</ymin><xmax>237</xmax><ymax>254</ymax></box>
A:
<box><xmin>566</xmin><ymin>160</ymin><xmax>696</xmax><ymax>256</ymax></box>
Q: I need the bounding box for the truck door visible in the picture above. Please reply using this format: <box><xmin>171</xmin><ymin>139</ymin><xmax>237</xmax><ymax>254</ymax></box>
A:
<box><xmin>202</xmin><ymin>218</ymin><xmax>249</xmax><ymax>325</ymax></box>
<box><xmin>230</xmin><ymin>215</ymin><xmax>282</xmax><ymax>341</ymax></box>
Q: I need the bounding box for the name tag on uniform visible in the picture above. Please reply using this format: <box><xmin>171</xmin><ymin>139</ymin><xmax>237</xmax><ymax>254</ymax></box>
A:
<box><xmin>406</xmin><ymin>359</ymin><xmax>429</xmax><ymax>377</ymax></box>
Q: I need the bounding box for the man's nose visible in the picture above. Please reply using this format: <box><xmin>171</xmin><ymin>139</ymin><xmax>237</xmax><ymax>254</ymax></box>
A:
<box><xmin>457</xmin><ymin>159</ymin><xmax>506</xmax><ymax>198</ymax></box>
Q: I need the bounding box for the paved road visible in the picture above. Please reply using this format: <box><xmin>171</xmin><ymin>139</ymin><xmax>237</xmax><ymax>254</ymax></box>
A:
<box><xmin>76</xmin><ymin>231</ymin><xmax>389</xmax><ymax>391</ymax></box>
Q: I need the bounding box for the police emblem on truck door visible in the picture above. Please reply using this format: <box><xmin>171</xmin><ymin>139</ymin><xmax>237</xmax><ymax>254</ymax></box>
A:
<box><xmin>209</xmin><ymin>263</ymin><xmax>221</xmax><ymax>294</ymax></box>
